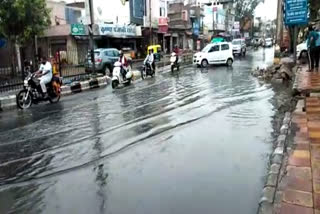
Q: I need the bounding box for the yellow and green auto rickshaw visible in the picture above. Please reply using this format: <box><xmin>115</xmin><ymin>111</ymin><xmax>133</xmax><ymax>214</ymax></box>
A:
<box><xmin>147</xmin><ymin>45</ymin><xmax>161</xmax><ymax>61</ymax></box>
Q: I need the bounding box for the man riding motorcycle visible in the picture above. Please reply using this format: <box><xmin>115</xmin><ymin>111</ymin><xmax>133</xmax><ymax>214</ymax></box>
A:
<box><xmin>144</xmin><ymin>49</ymin><xmax>155</xmax><ymax>71</ymax></box>
<box><xmin>118</xmin><ymin>50</ymin><xmax>129</xmax><ymax>80</ymax></box>
<box><xmin>36</xmin><ymin>57</ymin><xmax>52</xmax><ymax>98</ymax></box>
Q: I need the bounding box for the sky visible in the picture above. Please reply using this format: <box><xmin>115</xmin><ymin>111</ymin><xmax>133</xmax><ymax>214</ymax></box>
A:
<box><xmin>254</xmin><ymin>0</ymin><xmax>278</xmax><ymax>21</ymax></box>
<box><xmin>56</xmin><ymin>0</ymin><xmax>278</xmax><ymax>21</ymax></box>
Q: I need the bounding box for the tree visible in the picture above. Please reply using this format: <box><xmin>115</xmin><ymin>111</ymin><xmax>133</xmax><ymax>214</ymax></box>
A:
<box><xmin>0</xmin><ymin>0</ymin><xmax>51</xmax><ymax>70</ymax></box>
<box><xmin>310</xmin><ymin>0</ymin><xmax>320</xmax><ymax>21</ymax></box>
<box><xmin>234</xmin><ymin>0</ymin><xmax>263</xmax><ymax>33</ymax></box>
<box><xmin>235</xmin><ymin>0</ymin><xmax>262</xmax><ymax>19</ymax></box>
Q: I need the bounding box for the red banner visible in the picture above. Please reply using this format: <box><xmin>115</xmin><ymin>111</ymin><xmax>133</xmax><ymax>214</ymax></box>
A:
<box><xmin>159</xmin><ymin>17</ymin><xmax>168</xmax><ymax>26</ymax></box>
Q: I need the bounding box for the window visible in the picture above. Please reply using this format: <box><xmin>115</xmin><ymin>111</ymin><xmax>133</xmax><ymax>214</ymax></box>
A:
<box><xmin>160</xmin><ymin>7</ymin><xmax>165</xmax><ymax>17</ymax></box>
<box><xmin>221</xmin><ymin>44</ymin><xmax>229</xmax><ymax>50</ymax></box>
<box><xmin>209</xmin><ymin>45</ymin><xmax>220</xmax><ymax>52</ymax></box>
<box><xmin>105</xmin><ymin>51</ymin><xmax>113</xmax><ymax>57</ymax></box>
<box><xmin>113</xmin><ymin>50</ymin><xmax>119</xmax><ymax>57</ymax></box>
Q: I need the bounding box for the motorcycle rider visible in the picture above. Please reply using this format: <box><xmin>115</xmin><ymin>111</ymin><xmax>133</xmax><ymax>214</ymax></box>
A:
<box><xmin>118</xmin><ymin>50</ymin><xmax>129</xmax><ymax>80</ymax></box>
<box><xmin>144</xmin><ymin>49</ymin><xmax>155</xmax><ymax>71</ymax></box>
<box><xmin>36</xmin><ymin>56</ymin><xmax>52</xmax><ymax>98</ymax></box>
<box><xmin>173</xmin><ymin>45</ymin><xmax>179</xmax><ymax>64</ymax></box>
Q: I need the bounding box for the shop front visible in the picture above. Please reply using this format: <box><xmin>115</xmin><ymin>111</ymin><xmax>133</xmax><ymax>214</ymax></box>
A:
<box><xmin>96</xmin><ymin>24</ymin><xmax>142</xmax><ymax>58</ymax></box>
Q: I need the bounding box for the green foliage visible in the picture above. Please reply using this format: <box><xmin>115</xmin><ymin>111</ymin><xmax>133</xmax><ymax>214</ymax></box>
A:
<box><xmin>0</xmin><ymin>0</ymin><xmax>51</xmax><ymax>45</ymax></box>
<box><xmin>310</xmin><ymin>0</ymin><xmax>320</xmax><ymax>21</ymax></box>
<box><xmin>235</xmin><ymin>0</ymin><xmax>263</xmax><ymax>19</ymax></box>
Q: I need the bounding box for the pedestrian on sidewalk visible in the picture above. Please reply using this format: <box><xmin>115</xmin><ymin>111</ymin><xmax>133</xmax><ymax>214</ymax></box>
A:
<box><xmin>307</xmin><ymin>25</ymin><xmax>320</xmax><ymax>72</ymax></box>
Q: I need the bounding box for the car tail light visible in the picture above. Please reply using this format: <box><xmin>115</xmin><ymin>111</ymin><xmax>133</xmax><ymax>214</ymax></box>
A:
<box><xmin>95</xmin><ymin>58</ymin><xmax>102</xmax><ymax>63</ymax></box>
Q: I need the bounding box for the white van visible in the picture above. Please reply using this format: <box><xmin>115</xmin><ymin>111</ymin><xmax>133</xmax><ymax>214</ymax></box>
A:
<box><xmin>193</xmin><ymin>42</ymin><xmax>234</xmax><ymax>68</ymax></box>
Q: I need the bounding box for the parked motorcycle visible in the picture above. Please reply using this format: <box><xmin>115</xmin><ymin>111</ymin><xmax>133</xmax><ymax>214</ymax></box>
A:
<box><xmin>111</xmin><ymin>61</ymin><xmax>133</xmax><ymax>89</ymax></box>
<box><xmin>141</xmin><ymin>62</ymin><xmax>155</xmax><ymax>79</ymax></box>
<box><xmin>170</xmin><ymin>53</ymin><xmax>180</xmax><ymax>73</ymax></box>
<box><xmin>16</xmin><ymin>72</ymin><xmax>62</xmax><ymax>109</ymax></box>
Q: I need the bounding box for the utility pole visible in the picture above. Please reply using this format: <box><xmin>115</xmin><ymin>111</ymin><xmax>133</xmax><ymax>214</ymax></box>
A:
<box><xmin>88</xmin><ymin>0</ymin><xmax>95</xmax><ymax>74</ymax></box>
<box><xmin>149</xmin><ymin>0</ymin><xmax>152</xmax><ymax>45</ymax></box>
<box><xmin>275</xmin><ymin>0</ymin><xmax>283</xmax><ymax>46</ymax></box>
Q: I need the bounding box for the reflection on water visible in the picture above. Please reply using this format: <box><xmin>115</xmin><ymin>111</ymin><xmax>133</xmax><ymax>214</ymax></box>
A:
<box><xmin>0</xmin><ymin>48</ymin><xmax>289</xmax><ymax>214</ymax></box>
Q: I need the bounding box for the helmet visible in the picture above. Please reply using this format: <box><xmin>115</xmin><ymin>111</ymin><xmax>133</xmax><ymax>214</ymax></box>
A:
<box><xmin>171</xmin><ymin>52</ymin><xmax>176</xmax><ymax>56</ymax></box>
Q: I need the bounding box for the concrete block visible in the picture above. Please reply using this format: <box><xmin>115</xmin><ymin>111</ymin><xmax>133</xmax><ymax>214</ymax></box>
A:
<box><xmin>258</xmin><ymin>202</ymin><xmax>273</xmax><ymax>214</ymax></box>
<box><xmin>266</xmin><ymin>173</ymin><xmax>278</xmax><ymax>187</ymax></box>
<box><xmin>270</xmin><ymin>164</ymin><xmax>281</xmax><ymax>174</ymax></box>
<box><xmin>274</xmin><ymin>146</ymin><xmax>284</xmax><ymax>156</ymax></box>
<box><xmin>259</xmin><ymin>187</ymin><xmax>276</xmax><ymax>204</ymax></box>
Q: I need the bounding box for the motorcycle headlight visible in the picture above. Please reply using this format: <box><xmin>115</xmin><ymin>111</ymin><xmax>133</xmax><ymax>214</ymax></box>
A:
<box><xmin>24</xmin><ymin>80</ymin><xmax>28</xmax><ymax>86</ymax></box>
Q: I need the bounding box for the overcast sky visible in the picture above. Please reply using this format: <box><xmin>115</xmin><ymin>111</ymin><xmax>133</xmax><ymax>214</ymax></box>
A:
<box><xmin>57</xmin><ymin>0</ymin><xmax>278</xmax><ymax>21</ymax></box>
<box><xmin>254</xmin><ymin>0</ymin><xmax>278</xmax><ymax>20</ymax></box>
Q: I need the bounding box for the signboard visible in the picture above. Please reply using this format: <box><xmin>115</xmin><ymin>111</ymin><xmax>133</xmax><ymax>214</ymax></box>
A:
<box><xmin>71</xmin><ymin>24</ymin><xmax>86</xmax><ymax>35</ymax></box>
<box><xmin>193</xmin><ymin>20</ymin><xmax>200</xmax><ymax>36</ymax></box>
<box><xmin>285</xmin><ymin>0</ymin><xmax>308</xmax><ymax>25</ymax></box>
<box><xmin>99</xmin><ymin>24</ymin><xmax>141</xmax><ymax>37</ymax></box>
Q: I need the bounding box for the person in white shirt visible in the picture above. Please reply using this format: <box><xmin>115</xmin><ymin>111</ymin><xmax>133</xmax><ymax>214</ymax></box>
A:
<box><xmin>144</xmin><ymin>49</ymin><xmax>155</xmax><ymax>71</ymax></box>
<box><xmin>37</xmin><ymin>57</ymin><xmax>53</xmax><ymax>98</ymax></box>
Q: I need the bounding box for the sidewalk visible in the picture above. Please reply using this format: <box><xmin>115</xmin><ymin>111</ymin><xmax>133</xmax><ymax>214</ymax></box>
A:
<box><xmin>276</xmin><ymin>65</ymin><xmax>320</xmax><ymax>214</ymax></box>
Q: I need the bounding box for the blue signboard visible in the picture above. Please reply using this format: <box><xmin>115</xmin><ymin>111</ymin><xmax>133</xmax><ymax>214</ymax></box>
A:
<box><xmin>285</xmin><ymin>0</ymin><xmax>308</xmax><ymax>25</ymax></box>
<box><xmin>193</xmin><ymin>20</ymin><xmax>200</xmax><ymax>36</ymax></box>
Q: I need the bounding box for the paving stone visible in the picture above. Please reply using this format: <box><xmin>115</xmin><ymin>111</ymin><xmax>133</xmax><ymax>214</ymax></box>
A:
<box><xmin>314</xmin><ymin>178</ymin><xmax>320</xmax><ymax>193</ymax></box>
<box><xmin>285</xmin><ymin>166</ymin><xmax>312</xmax><ymax>192</ymax></box>
<box><xmin>283</xmin><ymin>189</ymin><xmax>313</xmax><ymax>207</ymax></box>
<box><xmin>280</xmin><ymin>202</ymin><xmax>313</xmax><ymax>214</ymax></box>
<box><xmin>295</xmin><ymin>143</ymin><xmax>310</xmax><ymax>150</ymax></box>
<box><xmin>314</xmin><ymin>193</ymin><xmax>320</xmax><ymax>210</ymax></box>
<box><xmin>315</xmin><ymin>209</ymin><xmax>320</xmax><ymax>214</ymax></box>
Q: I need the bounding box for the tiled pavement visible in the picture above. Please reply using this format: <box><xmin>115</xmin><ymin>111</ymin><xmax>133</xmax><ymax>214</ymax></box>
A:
<box><xmin>294</xmin><ymin>66</ymin><xmax>320</xmax><ymax>93</ymax></box>
<box><xmin>279</xmin><ymin>65</ymin><xmax>320</xmax><ymax>214</ymax></box>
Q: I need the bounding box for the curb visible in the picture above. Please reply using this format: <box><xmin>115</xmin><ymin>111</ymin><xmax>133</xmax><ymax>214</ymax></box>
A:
<box><xmin>0</xmin><ymin>62</ymin><xmax>192</xmax><ymax>112</ymax></box>
<box><xmin>0</xmin><ymin>76</ymin><xmax>109</xmax><ymax>112</ymax></box>
<box><xmin>257</xmin><ymin>112</ymin><xmax>292</xmax><ymax>214</ymax></box>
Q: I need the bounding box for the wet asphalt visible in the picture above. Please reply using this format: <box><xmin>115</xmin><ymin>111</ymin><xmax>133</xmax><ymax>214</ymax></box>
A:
<box><xmin>0</xmin><ymin>47</ymin><xmax>285</xmax><ymax>214</ymax></box>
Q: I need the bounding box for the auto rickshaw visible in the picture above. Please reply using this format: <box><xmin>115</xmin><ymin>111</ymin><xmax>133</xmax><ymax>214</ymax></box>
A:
<box><xmin>147</xmin><ymin>45</ymin><xmax>161</xmax><ymax>62</ymax></box>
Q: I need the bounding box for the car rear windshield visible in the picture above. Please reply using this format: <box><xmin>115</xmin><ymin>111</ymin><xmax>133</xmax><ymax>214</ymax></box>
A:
<box><xmin>232</xmin><ymin>40</ymin><xmax>241</xmax><ymax>45</ymax></box>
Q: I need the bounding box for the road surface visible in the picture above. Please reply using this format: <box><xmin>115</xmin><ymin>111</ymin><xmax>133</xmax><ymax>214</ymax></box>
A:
<box><xmin>0</xmin><ymin>47</ymin><xmax>288</xmax><ymax>214</ymax></box>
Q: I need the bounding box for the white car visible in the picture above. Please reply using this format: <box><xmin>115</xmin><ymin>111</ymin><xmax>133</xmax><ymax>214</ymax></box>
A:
<box><xmin>232</xmin><ymin>39</ymin><xmax>246</xmax><ymax>56</ymax></box>
<box><xmin>193</xmin><ymin>42</ymin><xmax>234</xmax><ymax>68</ymax></box>
<box><xmin>296</xmin><ymin>41</ymin><xmax>308</xmax><ymax>59</ymax></box>
<box><xmin>264</xmin><ymin>38</ymin><xmax>273</xmax><ymax>47</ymax></box>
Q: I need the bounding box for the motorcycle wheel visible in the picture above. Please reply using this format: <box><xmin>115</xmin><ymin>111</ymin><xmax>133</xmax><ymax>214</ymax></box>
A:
<box><xmin>49</xmin><ymin>94</ymin><xmax>61</xmax><ymax>104</ymax></box>
<box><xmin>16</xmin><ymin>90</ymin><xmax>32</xmax><ymax>109</ymax></box>
<box><xmin>141</xmin><ymin>69</ymin><xmax>146</xmax><ymax>79</ymax></box>
<box><xmin>112</xmin><ymin>80</ymin><xmax>119</xmax><ymax>89</ymax></box>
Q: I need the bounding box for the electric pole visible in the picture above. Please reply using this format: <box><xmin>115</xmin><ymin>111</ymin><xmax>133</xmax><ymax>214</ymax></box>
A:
<box><xmin>88</xmin><ymin>0</ymin><xmax>96</xmax><ymax>74</ymax></box>
<box><xmin>149</xmin><ymin>0</ymin><xmax>152</xmax><ymax>45</ymax></box>
<box><xmin>275</xmin><ymin>0</ymin><xmax>283</xmax><ymax>47</ymax></box>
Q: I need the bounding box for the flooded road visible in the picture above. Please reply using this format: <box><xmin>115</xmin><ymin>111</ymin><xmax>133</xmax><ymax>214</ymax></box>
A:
<box><xmin>0</xmin><ymin>48</ymin><xmax>290</xmax><ymax>214</ymax></box>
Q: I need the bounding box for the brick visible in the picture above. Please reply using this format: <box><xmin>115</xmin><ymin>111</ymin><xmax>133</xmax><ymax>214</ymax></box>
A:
<box><xmin>314</xmin><ymin>193</ymin><xmax>320</xmax><ymax>210</ymax></box>
<box><xmin>312</xmin><ymin>145</ymin><xmax>320</xmax><ymax>160</ymax></box>
<box><xmin>295</xmin><ymin>143</ymin><xmax>309</xmax><ymax>150</ymax></box>
<box><xmin>310</xmin><ymin>131</ymin><xmax>320</xmax><ymax>139</ymax></box>
<box><xmin>285</xmin><ymin>166</ymin><xmax>312</xmax><ymax>192</ymax></box>
<box><xmin>282</xmin><ymin>189</ymin><xmax>313</xmax><ymax>207</ymax></box>
<box><xmin>306</xmin><ymin>107</ymin><xmax>320</xmax><ymax>113</ymax></box>
<box><xmin>314</xmin><ymin>178</ymin><xmax>320</xmax><ymax>193</ymax></box>
<box><xmin>288</xmin><ymin>150</ymin><xmax>311</xmax><ymax>167</ymax></box>
<box><xmin>280</xmin><ymin>202</ymin><xmax>313</xmax><ymax>214</ymax></box>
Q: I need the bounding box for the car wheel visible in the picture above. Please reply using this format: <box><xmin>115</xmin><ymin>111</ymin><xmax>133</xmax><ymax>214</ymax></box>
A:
<box><xmin>226</xmin><ymin>58</ymin><xmax>233</xmax><ymax>67</ymax></box>
<box><xmin>105</xmin><ymin>66</ymin><xmax>111</xmax><ymax>77</ymax></box>
<box><xmin>201</xmin><ymin>59</ymin><xmax>209</xmax><ymax>68</ymax></box>
<box><xmin>300</xmin><ymin>50</ymin><xmax>308</xmax><ymax>59</ymax></box>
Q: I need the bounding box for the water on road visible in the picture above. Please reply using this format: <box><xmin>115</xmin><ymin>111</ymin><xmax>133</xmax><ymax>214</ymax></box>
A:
<box><xmin>0</xmin><ymin>48</ymin><xmax>288</xmax><ymax>214</ymax></box>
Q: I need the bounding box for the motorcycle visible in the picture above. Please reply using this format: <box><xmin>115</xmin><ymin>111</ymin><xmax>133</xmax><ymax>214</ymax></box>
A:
<box><xmin>16</xmin><ymin>72</ymin><xmax>62</xmax><ymax>109</ymax></box>
<box><xmin>111</xmin><ymin>61</ymin><xmax>133</xmax><ymax>89</ymax></box>
<box><xmin>170</xmin><ymin>53</ymin><xmax>180</xmax><ymax>73</ymax></box>
<box><xmin>141</xmin><ymin>62</ymin><xmax>155</xmax><ymax>79</ymax></box>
